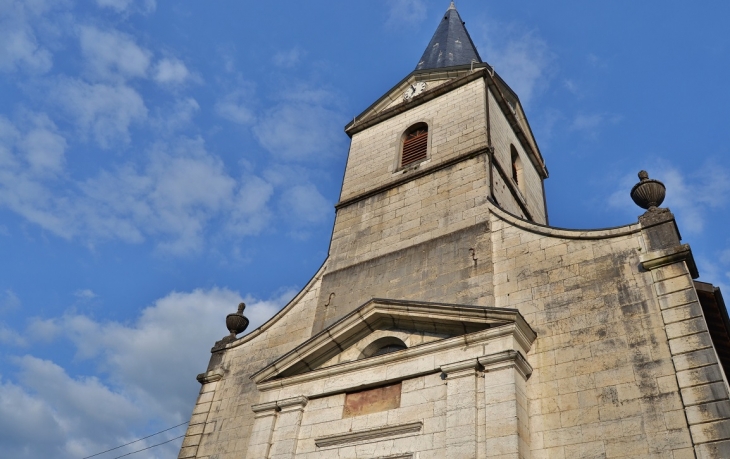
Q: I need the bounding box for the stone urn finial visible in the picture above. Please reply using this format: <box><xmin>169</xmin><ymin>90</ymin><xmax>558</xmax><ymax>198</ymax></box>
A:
<box><xmin>630</xmin><ymin>170</ymin><xmax>666</xmax><ymax>210</ymax></box>
<box><xmin>225</xmin><ymin>302</ymin><xmax>249</xmax><ymax>338</ymax></box>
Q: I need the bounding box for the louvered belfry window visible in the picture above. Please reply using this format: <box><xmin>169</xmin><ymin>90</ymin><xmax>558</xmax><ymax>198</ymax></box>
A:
<box><xmin>401</xmin><ymin>124</ymin><xmax>428</xmax><ymax>167</ymax></box>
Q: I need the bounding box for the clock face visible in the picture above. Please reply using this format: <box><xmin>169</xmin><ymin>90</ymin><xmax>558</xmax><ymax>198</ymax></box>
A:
<box><xmin>403</xmin><ymin>81</ymin><xmax>427</xmax><ymax>101</ymax></box>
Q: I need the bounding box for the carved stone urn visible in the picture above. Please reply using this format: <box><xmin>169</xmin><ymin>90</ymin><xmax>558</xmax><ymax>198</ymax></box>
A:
<box><xmin>226</xmin><ymin>302</ymin><xmax>250</xmax><ymax>338</ymax></box>
<box><xmin>630</xmin><ymin>170</ymin><xmax>666</xmax><ymax>210</ymax></box>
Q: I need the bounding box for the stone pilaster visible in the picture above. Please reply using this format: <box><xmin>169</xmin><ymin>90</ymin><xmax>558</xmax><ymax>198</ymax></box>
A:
<box><xmin>268</xmin><ymin>396</ymin><xmax>308</xmax><ymax>459</ymax></box>
<box><xmin>641</xmin><ymin>247</ymin><xmax>730</xmax><ymax>458</ymax></box>
<box><xmin>178</xmin><ymin>372</ymin><xmax>222</xmax><ymax>459</ymax></box>
<box><xmin>479</xmin><ymin>350</ymin><xmax>532</xmax><ymax>459</ymax></box>
<box><xmin>442</xmin><ymin>358</ymin><xmax>480</xmax><ymax>459</ymax></box>
<box><xmin>246</xmin><ymin>401</ymin><xmax>278</xmax><ymax>459</ymax></box>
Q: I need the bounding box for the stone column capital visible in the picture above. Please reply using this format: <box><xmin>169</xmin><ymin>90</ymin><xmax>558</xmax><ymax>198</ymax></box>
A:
<box><xmin>277</xmin><ymin>396</ymin><xmax>308</xmax><ymax>412</ymax></box>
<box><xmin>251</xmin><ymin>401</ymin><xmax>279</xmax><ymax>418</ymax></box>
<box><xmin>441</xmin><ymin>358</ymin><xmax>480</xmax><ymax>379</ymax></box>
<box><xmin>639</xmin><ymin>244</ymin><xmax>698</xmax><ymax>279</ymax></box>
<box><xmin>478</xmin><ymin>350</ymin><xmax>533</xmax><ymax>380</ymax></box>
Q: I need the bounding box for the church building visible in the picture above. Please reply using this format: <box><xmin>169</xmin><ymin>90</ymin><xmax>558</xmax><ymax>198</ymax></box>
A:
<box><xmin>179</xmin><ymin>3</ymin><xmax>730</xmax><ymax>458</ymax></box>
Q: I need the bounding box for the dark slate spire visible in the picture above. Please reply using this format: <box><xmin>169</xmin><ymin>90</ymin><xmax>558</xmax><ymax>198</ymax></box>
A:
<box><xmin>416</xmin><ymin>2</ymin><xmax>482</xmax><ymax>70</ymax></box>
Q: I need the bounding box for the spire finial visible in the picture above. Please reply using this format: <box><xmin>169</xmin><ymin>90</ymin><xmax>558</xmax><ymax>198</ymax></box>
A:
<box><xmin>449</xmin><ymin>1</ymin><xmax>456</xmax><ymax>10</ymax></box>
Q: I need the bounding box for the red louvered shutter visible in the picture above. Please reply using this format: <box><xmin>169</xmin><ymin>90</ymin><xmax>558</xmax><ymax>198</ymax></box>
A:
<box><xmin>401</xmin><ymin>129</ymin><xmax>428</xmax><ymax>167</ymax></box>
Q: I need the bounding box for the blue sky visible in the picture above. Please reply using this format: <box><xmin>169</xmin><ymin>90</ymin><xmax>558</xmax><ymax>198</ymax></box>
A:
<box><xmin>1</xmin><ymin>1</ymin><xmax>729</xmax><ymax>457</ymax></box>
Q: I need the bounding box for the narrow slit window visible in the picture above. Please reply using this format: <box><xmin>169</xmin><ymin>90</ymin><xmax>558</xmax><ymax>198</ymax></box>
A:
<box><xmin>511</xmin><ymin>145</ymin><xmax>524</xmax><ymax>193</ymax></box>
<box><xmin>401</xmin><ymin>124</ymin><xmax>428</xmax><ymax>167</ymax></box>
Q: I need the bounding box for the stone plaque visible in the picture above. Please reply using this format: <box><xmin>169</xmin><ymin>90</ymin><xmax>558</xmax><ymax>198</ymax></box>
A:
<box><xmin>342</xmin><ymin>382</ymin><xmax>402</xmax><ymax>418</ymax></box>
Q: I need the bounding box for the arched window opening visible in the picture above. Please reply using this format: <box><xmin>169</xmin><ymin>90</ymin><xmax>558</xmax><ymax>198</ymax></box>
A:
<box><xmin>359</xmin><ymin>337</ymin><xmax>408</xmax><ymax>360</ymax></box>
<box><xmin>510</xmin><ymin>145</ymin><xmax>524</xmax><ymax>194</ymax></box>
<box><xmin>401</xmin><ymin>123</ymin><xmax>428</xmax><ymax>167</ymax></box>
<box><xmin>373</xmin><ymin>343</ymin><xmax>408</xmax><ymax>356</ymax></box>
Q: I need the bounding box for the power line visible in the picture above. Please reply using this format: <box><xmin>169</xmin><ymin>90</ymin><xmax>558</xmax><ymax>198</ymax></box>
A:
<box><xmin>112</xmin><ymin>435</ymin><xmax>186</xmax><ymax>459</ymax></box>
<box><xmin>82</xmin><ymin>421</ymin><xmax>188</xmax><ymax>459</ymax></box>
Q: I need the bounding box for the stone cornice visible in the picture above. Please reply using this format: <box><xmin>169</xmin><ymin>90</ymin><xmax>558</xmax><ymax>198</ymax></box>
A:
<box><xmin>250</xmin><ymin>298</ymin><xmax>536</xmax><ymax>388</ymax></box>
<box><xmin>255</xmin><ymin>324</ymin><xmax>525</xmax><ymax>392</ymax></box>
<box><xmin>335</xmin><ymin>146</ymin><xmax>488</xmax><ymax>210</ymax></box>
<box><xmin>640</xmin><ymin>244</ymin><xmax>699</xmax><ymax>279</ymax></box>
<box><xmin>314</xmin><ymin>421</ymin><xmax>423</xmax><ymax>448</ymax></box>
<box><xmin>441</xmin><ymin>358</ymin><xmax>480</xmax><ymax>378</ymax></box>
<box><xmin>488</xmin><ymin>200</ymin><xmax>642</xmax><ymax>240</ymax></box>
<box><xmin>478</xmin><ymin>350</ymin><xmax>533</xmax><ymax>380</ymax></box>
<box><xmin>277</xmin><ymin>395</ymin><xmax>308</xmax><ymax>410</ymax></box>
<box><xmin>196</xmin><ymin>369</ymin><xmax>224</xmax><ymax>384</ymax></box>
<box><xmin>251</xmin><ymin>401</ymin><xmax>278</xmax><ymax>416</ymax></box>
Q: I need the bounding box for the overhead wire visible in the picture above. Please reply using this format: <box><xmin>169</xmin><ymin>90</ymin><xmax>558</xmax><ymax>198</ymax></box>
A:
<box><xmin>81</xmin><ymin>421</ymin><xmax>188</xmax><ymax>459</ymax></box>
<box><xmin>111</xmin><ymin>435</ymin><xmax>186</xmax><ymax>459</ymax></box>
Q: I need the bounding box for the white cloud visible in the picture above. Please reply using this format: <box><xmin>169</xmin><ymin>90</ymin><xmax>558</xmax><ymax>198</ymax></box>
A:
<box><xmin>272</xmin><ymin>47</ymin><xmax>304</xmax><ymax>68</ymax></box>
<box><xmin>0</xmin><ymin>287</ymin><xmax>293</xmax><ymax>459</ymax></box>
<box><xmin>75</xmin><ymin>138</ymin><xmax>272</xmax><ymax>253</ymax></box>
<box><xmin>17</xmin><ymin>113</ymin><xmax>67</xmax><ymax>176</ymax></box>
<box><xmin>386</xmin><ymin>0</ymin><xmax>427</xmax><ymax>28</ymax></box>
<box><xmin>74</xmin><ymin>289</ymin><xmax>97</xmax><ymax>300</ymax></box>
<box><xmin>477</xmin><ymin>23</ymin><xmax>555</xmax><ymax>106</ymax></box>
<box><xmin>77</xmin><ymin>138</ymin><xmax>236</xmax><ymax>252</ymax></box>
<box><xmin>0</xmin><ymin>115</ymin><xmax>274</xmax><ymax>252</ymax></box>
<box><xmin>216</xmin><ymin>88</ymin><xmax>256</xmax><ymax>125</ymax></box>
<box><xmin>279</xmin><ymin>184</ymin><xmax>330</xmax><ymax>226</ymax></box>
<box><xmin>0</xmin><ymin>323</ymin><xmax>25</xmax><ymax>346</ymax></box>
<box><xmin>1</xmin><ymin>289</ymin><xmax>21</xmax><ymax>312</ymax></box>
<box><xmin>153</xmin><ymin>57</ymin><xmax>191</xmax><ymax>85</ymax></box>
<box><xmin>79</xmin><ymin>26</ymin><xmax>151</xmax><ymax>81</ymax></box>
<box><xmin>587</xmin><ymin>53</ymin><xmax>608</xmax><ymax>69</ymax></box>
<box><xmin>154</xmin><ymin>97</ymin><xmax>200</xmax><ymax>133</ymax></box>
<box><xmin>96</xmin><ymin>0</ymin><xmax>157</xmax><ymax>15</ymax></box>
<box><xmin>608</xmin><ymin>162</ymin><xmax>730</xmax><ymax>234</ymax></box>
<box><xmin>0</xmin><ymin>1</ymin><xmax>55</xmax><ymax>74</ymax></box>
<box><xmin>569</xmin><ymin>112</ymin><xmax>622</xmax><ymax>137</ymax></box>
<box><xmin>0</xmin><ymin>357</ymin><xmax>165</xmax><ymax>459</ymax></box>
<box><xmin>226</xmin><ymin>175</ymin><xmax>274</xmax><ymax>237</ymax></box>
<box><xmin>253</xmin><ymin>103</ymin><xmax>343</xmax><ymax>162</ymax></box>
<box><xmin>53</xmin><ymin>78</ymin><xmax>148</xmax><ymax>148</ymax></box>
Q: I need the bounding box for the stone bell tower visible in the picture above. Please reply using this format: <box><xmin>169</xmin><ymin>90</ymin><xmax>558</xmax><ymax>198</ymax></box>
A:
<box><xmin>311</xmin><ymin>0</ymin><xmax>549</xmax><ymax>334</ymax></box>
<box><xmin>180</xmin><ymin>3</ymin><xmax>730</xmax><ymax>459</ymax></box>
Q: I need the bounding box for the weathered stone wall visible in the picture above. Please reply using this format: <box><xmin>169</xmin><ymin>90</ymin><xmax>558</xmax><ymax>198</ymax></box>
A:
<box><xmin>314</xmin><ymin>222</ymin><xmax>493</xmax><ymax>334</ymax></box>
<box><xmin>488</xmin><ymin>91</ymin><xmax>546</xmax><ymax>224</ymax></box>
<box><xmin>178</xmin><ymin>268</ymin><xmax>324</xmax><ymax>459</ymax></box>
<box><xmin>489</xmin><ymin>206</ymin><xmax>701</xmax><ymax>458</ymax></box>
<box><xmin>340</xmin><ymin>78</ymin><xmax>488</xmax><ymax>202</ymax></box>
<box><xmin>329</xmin><ymin>155</ymin><xmax>490</xmax><ymax>272</ymax></box>
<box><xmin>184</xmin><ymin>201</ymin><xmax>730</xmax><ymax>458</ymax></box>
<box><xmin>290</xmin><ymin>372</ymin><xmax>458</xmax><ymax>458</ymax></box>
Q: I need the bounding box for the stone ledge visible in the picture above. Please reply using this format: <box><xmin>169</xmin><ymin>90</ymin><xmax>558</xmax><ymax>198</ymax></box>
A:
<box><xmin>314</xmin><ymin>421</ymin><xmax>422</xmax><ymax>448</ymax></box>
<box><xmin>196</xmin><ymin>369</ymin><xmax>223</xmax><ymax>384</ymax></box>
<box><xmin>686</xmin><ymin>401</ymin><xmax>730</xmax><ymax>425</ymax></box>
<box><xmin>277</xmin><ymin>395</ymin><xmax>308</xmax><ymax>410</ymax></box>
<box><xmin>441</xmin><ymin>358</ymin><xmax>480</xmax><ymax>377</ymax></box>
<box><xmin>695</xmin><ymin>438</ymin><xmax>730</xmax><ymax>458</ymax></box>
<box><xmin>177</xmin><ymin>445</ymin><xmax>198</xmax><ymax>459</ymax></box>
<box><xmin>640</xmin><ymin>244</ymin><xmax>699</xmax><ymax>279</ymax></box>
<box><xmin>681</xmin><ymin>382</ymin><xmax>729</xmax><ymax>407</ymax></box>
<box><xmin>478</xmin><ymin>350</ymin><xmax>533</xmax><ymax>380</ymax></box>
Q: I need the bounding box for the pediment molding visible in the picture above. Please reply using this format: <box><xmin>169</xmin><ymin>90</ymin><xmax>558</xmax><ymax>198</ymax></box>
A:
<box><xmin>314</xmin><ymin>421</ymin><xmax>423</xmax><ymax>448</ymax></box>
<box><xmin>250</xmin><ymin>298</ymin><xmax>536</xmax><ymax>391</ymax></box>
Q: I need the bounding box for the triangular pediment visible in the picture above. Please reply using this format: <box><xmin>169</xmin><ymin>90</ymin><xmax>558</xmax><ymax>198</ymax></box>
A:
<box><xmin>346</xmin><ymin>65</ymin><xmax>486</xmax><ymax>135</ymax></box>
<box><xmin>251</xmin><ymin>298</ymin><xmax>535</xmax><ymax>385</ymax></box>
